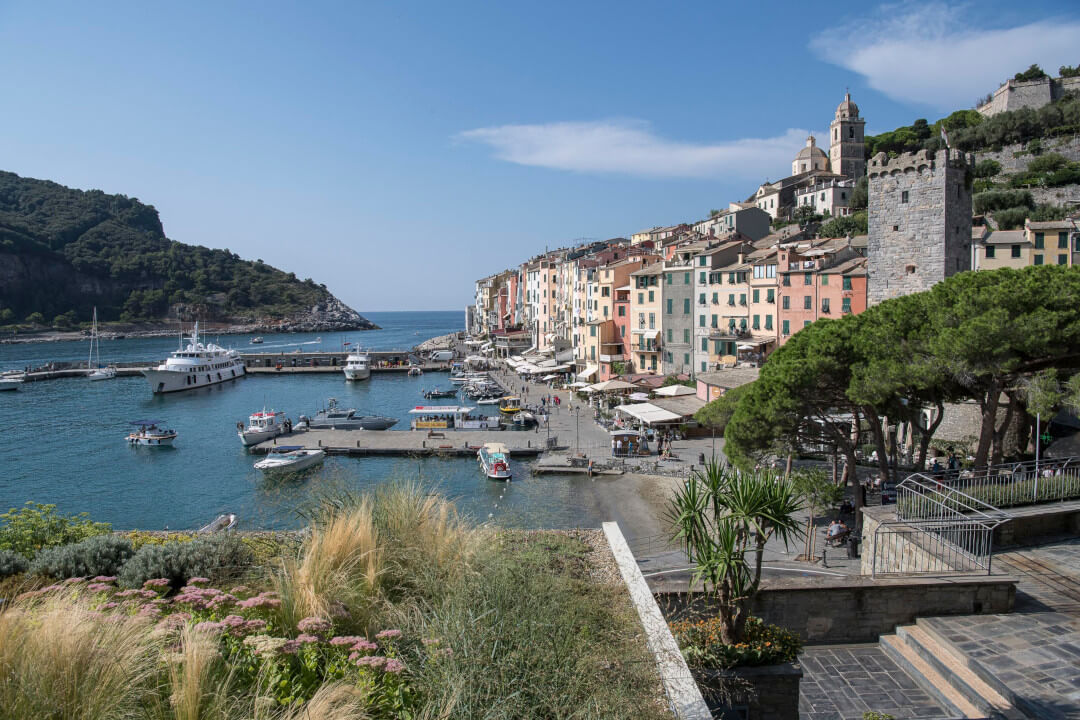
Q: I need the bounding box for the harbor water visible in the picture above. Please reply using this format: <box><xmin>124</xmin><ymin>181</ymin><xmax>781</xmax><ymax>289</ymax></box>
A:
<box><xmin>0</xmin><ymin>311</ymin><xmax>612</xmax><ymax>530</ymax></box>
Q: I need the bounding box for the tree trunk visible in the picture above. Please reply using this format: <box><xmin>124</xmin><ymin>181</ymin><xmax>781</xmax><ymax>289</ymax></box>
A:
<box><xmin>991</xmin><ymin>395</ymin><xmax>1018</xmax><ymax>466</ymax></box>
<box><xmin>864</xmin><ymin>406</ymin><xmax>891</xmax><ymax>488</ymax></box>
<box><xmin>974</xmin><ymin>382</ymin><xmax>1002</xmax><ymax>469</ymax></box>
<box><xmin>915</xmin><ymin>401</ymin><xmax>945</xmax><ymax>472</ymax></box>
<box><xmin>846</xmin><ymin>446</ymin><xmax>863</xmax><ymax>530</ymax></box>
<box><xmin>785</xmin><ymin>452</ymin><xmax>793</xmax><ymax>478</ymax></box>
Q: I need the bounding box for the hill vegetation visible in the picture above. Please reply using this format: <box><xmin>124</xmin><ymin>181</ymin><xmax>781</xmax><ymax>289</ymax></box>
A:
<box><xmin>0</xmin><ymin>170</ymin><xmax>371</xmax><ymax>329</ymax></box>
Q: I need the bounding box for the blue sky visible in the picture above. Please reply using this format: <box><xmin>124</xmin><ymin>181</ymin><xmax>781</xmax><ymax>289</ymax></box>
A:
<box><xmin>1</xmin><ymin>1</ymin><xmax>1077</xmax><ymax>312</ymax></box>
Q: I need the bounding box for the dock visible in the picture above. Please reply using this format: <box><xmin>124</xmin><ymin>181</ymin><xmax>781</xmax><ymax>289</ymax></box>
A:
<box><xmin>251</xmin><ymin>429</ymin><xmax>556</xmax><ymax>457</ymax></box>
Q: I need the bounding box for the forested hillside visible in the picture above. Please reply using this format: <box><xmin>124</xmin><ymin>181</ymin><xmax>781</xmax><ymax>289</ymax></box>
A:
<box><xmin>0</xmin><ymin>171</ymin><xmax>374</xmax><ymax>330</ymax></box>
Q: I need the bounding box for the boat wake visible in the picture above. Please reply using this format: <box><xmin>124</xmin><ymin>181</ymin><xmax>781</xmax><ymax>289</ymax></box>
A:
<box><xmin>249</xmin><ymin>339</ymin><xmax>324</xmax><ymax>350</ymax></box>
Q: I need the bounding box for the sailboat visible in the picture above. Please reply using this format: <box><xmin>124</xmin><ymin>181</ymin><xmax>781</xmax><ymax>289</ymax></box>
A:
<box><xmin>88</xmin><ymin>308</ymin><xmax>117</xmax><ymax>381</ymax></box>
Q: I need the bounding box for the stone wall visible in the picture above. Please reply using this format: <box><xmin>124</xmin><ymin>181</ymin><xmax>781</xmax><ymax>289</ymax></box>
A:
<box><xmin>658</xmin><ymin>573</ymin><xmax>1016</xmax><ymax>645</ymax></box>
<box><xmin>977</xmin><ymin>76</ymin><xmax>1080</xmax><ymax>117</ymax></box>
<box><xmin>975</xmin><ymin>135</ymin><xmax>1080</xmax><ymax>173</ymax></box>
<box><xmin>867</xmin><ymin>149</ymin><xmax>974</xmax><ymax>305</ymax></box>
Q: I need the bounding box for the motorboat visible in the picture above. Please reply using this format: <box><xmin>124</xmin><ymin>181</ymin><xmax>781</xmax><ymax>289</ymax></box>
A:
<box><xmin>238</xmin><ymin>409</ymin><xmax>289</xmax><ymax>446</ymax></box>
<box><xmin>198</xmin><ymin>513</ymin><xmax>237</xmax><ymax>533</ymax></box>
<box><xmin>407</xmin><ymin>366</ymin><xmax>423</xmax><ymax>377</ymax></box>
<box><xmin>511</xmin><ymin>411</ymin><xmax>537</xmax><ymax>430</ymax></box>
<box><xmin>498</xmin><ymin>396</ymin><xmax>523</xmax><ymax>415</ymax></box>
<box><xmin>250</xmin><ymin>337</ymin><xmax>264</xmax><ymax>344</ymax></box>
<box><xmin>423</xmin><ymin>389</ymin><xmax>457</xmax><ymax>399</ymax></box>
<box><xmin>143</xmin><ymin>322</ymin><xmax>246</xmax><ymax>394</ymax></box>
<box><xmin>478</xmin><ymin>443</ymin><xmax>512</xmax><ymax>481</ymax></box>
<box><xmin>254</xmin><ymin>446</ymin><xmax>325</xmax><ymax>474</ymax></box>
<box><xmin>344</xmin><ymin>348</ymin><xmax>371</xmax><ymax>381</ymax></box>
<box><xmin>87</xmin><ymin>308</ymin><xmax>116</xmax><ymax>382</ymax></box>
<box><xmin>296</xmin><ymin>398</ymin><xmax>397</xmax><ymax>430</ymax></box>
<box><xmin>477</xmin><ymin>396</ymin><xmax>506</xmax><ymax>405</ymax></box>
<box><xmin>0</xmin><ymin>374</ymin><xmax>25</xmax><ymax>391</ymax></box>
<box><xmin>126</xmin><ymin>420</ymin><xmax>177</xmax><ymax>447</ymax></box>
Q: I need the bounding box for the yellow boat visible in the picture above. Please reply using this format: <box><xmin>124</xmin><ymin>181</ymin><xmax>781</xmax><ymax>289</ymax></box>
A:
<box><xmin>498</xmin><ymin>396</ymin><xmax>523</xmax><ymax>414</ymax></box>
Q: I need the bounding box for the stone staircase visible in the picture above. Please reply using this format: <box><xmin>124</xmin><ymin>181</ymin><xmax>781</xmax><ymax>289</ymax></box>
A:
<box><xmin>879</xmin><ymin>618</ymin><xmax>1030</xmax><ymax>719</ymax></box>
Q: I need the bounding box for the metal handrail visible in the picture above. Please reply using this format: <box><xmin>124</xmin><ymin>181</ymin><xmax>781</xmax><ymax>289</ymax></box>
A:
<box><xmin>896</xmin><ymin>473</ymin><xmax>1012</xmax><ymax>527</ymax></box>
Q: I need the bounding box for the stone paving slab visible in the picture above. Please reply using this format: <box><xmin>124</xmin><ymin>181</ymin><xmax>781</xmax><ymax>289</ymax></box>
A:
<box><xmin>797</xmin><ymin>644</ymin><xmax>953</xmax><ymax>719</ymax></box>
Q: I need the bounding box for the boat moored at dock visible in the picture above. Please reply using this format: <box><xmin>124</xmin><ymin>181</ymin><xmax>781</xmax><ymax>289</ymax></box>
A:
<box><xmin>143</xmin><ymin>322</ymin><xmax>246</xmax><ymax>394</ymax></box>
<box><xmin>343</xmin><ymin>349</ymin><xmax>371</xmax><ymax>381</ymax></box>
<box><xmin>409</xmin><ymin>405</ymin><xmax>500</xmax><ymax>431</ymax></box>
<box><xmin>87</xmin><ymin>308</ymin><xmax>117</xmax><ymax>382</ymax></box>
<box><xmin>253</xmin><ymin>446</ymin><xmax>325</xmax><ymax>474</ymax></box>
<box><xmin>296</xmin><ymin>398</ymin><xmax>397</xmax><ymax>430</ymax></box>
<box><xmin>0</xmin><ymin>373</ymin><xmax>25</xmax><ymax>391</ymax></box>
<box><xmin>238</xmin><ymin>410</ymin><xmax>290</xmax><ymax>446</ymax></box>
<box><xmin>498</xmin><ymin>397</ymin><xmax>523</xmax><ymax>415</ymax></box>
<box><xmin>423</xmin><ymin>388</ymin><xmax>457</xmax><ymax>399</ymax></box>
<box><xmin>478</xmin><ymin>442</ymin><xmax>512</xmax><ymax>480</ymax></box>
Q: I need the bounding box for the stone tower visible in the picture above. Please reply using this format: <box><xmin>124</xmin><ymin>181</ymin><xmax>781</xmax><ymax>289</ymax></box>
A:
<box><xmin>867</xmin><ymin>149</ymin><xmax>974</xmax><ymax>305</ymax></box>
<box><xmin>829</xmin><ymin>93</ymin><xmax>866</xmax><ymax>180</ymax></box>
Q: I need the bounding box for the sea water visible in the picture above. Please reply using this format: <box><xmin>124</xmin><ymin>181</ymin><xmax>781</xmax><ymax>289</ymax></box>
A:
<box><xmin>0</xmin><ymin>311</ymin><xmax>606</xmax><ymax>530</ymax></box>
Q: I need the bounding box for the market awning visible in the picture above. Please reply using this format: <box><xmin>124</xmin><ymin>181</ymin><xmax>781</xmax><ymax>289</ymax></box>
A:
<box><xmin>587</xmin><ymin>379</ymin><xmax>637</xmax><ymax>393</ymax></box>
<box><xmin>614</xmin><ymin>403</ymin><xmax>683</xmax><ymax>425</ymax></box>
<box><xmin>568</xmin><ymin>381</ymin><xmax>590</xmax><ymax>388</ymax></box>
<box><xmin>653</xmin><ymin>385</ymin><xmax>695</xmax><ymax>397</ymax></box>
<box><xmin>541</xmin><ymin>374</ymin><xmax>559</xmax><ymax>381</ymax></box>
<box><xmin>578</xmin><ymin>365</ymin><xmax>598</xmax><ymax>381</ymax></box>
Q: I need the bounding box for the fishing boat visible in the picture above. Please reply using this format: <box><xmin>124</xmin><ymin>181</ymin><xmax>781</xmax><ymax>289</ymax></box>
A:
<box><xmin>254</xmin><ymin>446</ymin><xmax>325</xmax><ymax>474</ymax></box>
<box><xmin>296</xmin><ymin>398</ymin><xmax>397</xmax><ymax>430</ymax></box>
<box><xmin>87</xmin><ymin>308</ymin><xmax>116</xmax><ymax>381</ymax></box>
<box><xmin>198</xmin><ymin>513</ymin><xmax>237</xmax><ymax>533</ymax></box>
<box><xmin>478</xmin><ymin>443</ymin><xmax>512</xmax><ymax>481</ymax></box>
<box><xmin>343</xmin><ymin>349</ymin><xmax>371</xmax><ymax>381</ymax></box>
<box><xmin>422</xmin><ymin>389</ymin><xmax>457</xmax><ymax>399</ymax></box>
<box><xmin>126</xmin><ymin>420</ymin><xmax>177</xmax><ymax>446</ymax></box>
<box><xmin>143</xmin><ymin>322</ymin><xmax>246</xmax><ymax>394</ymax></box>
<box><xmin>407</xmin><ymin>365</ymin><xmax>423</xmax><ymax>377</ymax></box>
<box><xmin>498</xmin><ymin>396</ymin><xmax>523</xmax><ymax>415</ymax></box>
<box><xmin>0</xmin><ymin>373</ymin><xmax>25</xmax><ymax>391</ymax></box>
<box><xmin>250</xmin><ymin>337</ymin><xmax>264</xmax><ymax>345</ymax></box>
<box><xmin>238</xmin><ymin>409</ymin><xmax>289</xmax><ymax>446</ymax></box>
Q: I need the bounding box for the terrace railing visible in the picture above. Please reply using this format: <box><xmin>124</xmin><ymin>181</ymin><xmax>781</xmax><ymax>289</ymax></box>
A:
<box><xmin>912</xmin><ymin>455</ymin><xmax>1080</xmax><ymax>510</ymax></box>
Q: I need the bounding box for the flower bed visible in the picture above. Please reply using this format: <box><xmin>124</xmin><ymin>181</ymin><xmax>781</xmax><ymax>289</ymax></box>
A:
<box><xmin>669</xmin><ymin>616</ymin><xmax>802</xmax><ymax>670</ymax></box>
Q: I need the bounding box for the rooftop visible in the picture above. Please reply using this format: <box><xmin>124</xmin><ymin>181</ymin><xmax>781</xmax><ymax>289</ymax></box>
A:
<box><xmin>696</xmin><ymin>367</ymin><xmax>760</xmax><ymax>389</ymax></box>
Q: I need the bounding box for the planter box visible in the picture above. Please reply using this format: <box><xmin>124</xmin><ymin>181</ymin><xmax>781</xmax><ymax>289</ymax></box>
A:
<box><xmin>693</xmin><ymin>662</ymin><xmax>802</xmax><ymax>720</ymax></box>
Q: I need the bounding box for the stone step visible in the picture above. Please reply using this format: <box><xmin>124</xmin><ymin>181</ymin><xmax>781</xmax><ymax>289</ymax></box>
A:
<box><xmin>916</xmin><ymin>617</ymin><xmax>1042</xmax><ymax>719</ymax></box>
<box><xmin>880</xmin><ymin>633</ymin><xmax>987</xmax><ymax>719</ymax></box>
<box><xmin>897</xmin><ymin>624</ymin><xmax>1026</xmax><ymax>720</ymax></box>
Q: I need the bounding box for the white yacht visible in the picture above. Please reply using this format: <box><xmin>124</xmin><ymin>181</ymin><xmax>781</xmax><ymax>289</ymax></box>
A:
<box><xmin>343</xmin><ymin>349</ymin><xmax>371</xmax><ymax>381</ymax></box>
<box><xmin>0</xmin><ymin>374</ymin><xmax>25</xmax><ymax>391</ymax></box>
<box><xmin>143</xmin><ymin>322</ymin><xmax>246</xmax><ymax>394</ymax></box>
<box><xmin>87</xmin><ymin>307</ymin><xmax>116</xmax><ymax>382</ymax></box>
<box><xmin>238</xmin><ymin>409</ymin><xmax>289</xmax><ymax>447</ymax></box>
<box><xmin>478</xmin><ymin>442</ymin><xmax>512</xmax><ymax>481</ymax></box>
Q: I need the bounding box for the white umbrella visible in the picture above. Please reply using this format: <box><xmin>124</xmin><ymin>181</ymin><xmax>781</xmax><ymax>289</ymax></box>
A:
<box><xmin>653</xmin><ymin>385</ymin><xmax>695</xmax><ymax>397</ymax></box>
<box><xmin>568</xmin><ymin>381</ymin><xmax>590</xmax><ymax>388</ymax></box>
<box><xmin>541</xmin><ymin>374</ymin><xmax>558</xmax><ymax>381</ymax></box>
<box><xmin>628</xmin><ymin>392</ymin><xmax>650</xmax><ymax>401</ymax></box>
<box><xmin>587</xmin><ymin>379</ymin><xmax>637</xmax><ymax>393</ymax></box>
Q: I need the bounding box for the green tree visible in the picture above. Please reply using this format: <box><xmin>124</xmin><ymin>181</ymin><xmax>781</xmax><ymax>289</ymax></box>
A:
<box><xmin>973</xmin><ymin>159</ymin><xmax>1001</xmax><ymax>178</ymax></box>
<box><xmin>849</xmin><ymin>176</ymin><xmax>868</xmax><ymax>211</ymax></box>
<box><xmin>24</xmin><ymin>312</ymin><xmax>44</xmax><ymax>325</ymax></box>
<box><xmin>667</xmin><ymin>462</ymin><xmax>803</xmax><ymax>644</ymax></box>
<box><xmin>818</xmin><ymin>211</ymin><xmax>867</xmax><ymax>238</ymax></box>
<box><xmin>1014</xmin><ymin>64</ymin><xmax>1048</xmax><ymax>81</ymax></box>
<box><xmin>694</xmin><ymin>383</ymin><xmax>751</xmax><ymax>439</ymax></box>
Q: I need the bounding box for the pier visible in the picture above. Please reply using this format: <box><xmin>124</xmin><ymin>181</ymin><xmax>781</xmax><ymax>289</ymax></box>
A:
<box><xmin>251</xmin><ymin>428</ymin><xmax>555</xmax><ymax>457</ymax></box>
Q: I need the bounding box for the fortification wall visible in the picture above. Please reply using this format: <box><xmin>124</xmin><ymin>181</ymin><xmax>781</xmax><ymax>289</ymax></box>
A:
<box><xmin>976</xmin><ymin>135</ymin><xmax>1080</xmax><ymax>173</ymax></box>
<box><xmin>977</xmin><ymin>76</ymin><xmax>1080</xmax><ymax>117</ymax></box>
<box><xmin>867</xmin><ymin>149</ymin><xmax>974</xmax><ymax>305</ymax></box>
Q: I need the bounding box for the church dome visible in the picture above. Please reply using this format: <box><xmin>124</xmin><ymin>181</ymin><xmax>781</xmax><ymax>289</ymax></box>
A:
<box><xmin>835</xmin><ymin>92</ymin><xmax>859</xmax><ymax>120</ymax></box>
<box><xmin>795</xmin><ymin>135</ymin><xmax>827</xmax><ymax>162</ymax></box>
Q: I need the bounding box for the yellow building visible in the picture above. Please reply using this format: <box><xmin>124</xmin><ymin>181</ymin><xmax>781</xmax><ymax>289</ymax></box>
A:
<box><xmin>1027</xmin><ymin>219</ymin><xmax>1077</xmax><ymax>267</ymax></box>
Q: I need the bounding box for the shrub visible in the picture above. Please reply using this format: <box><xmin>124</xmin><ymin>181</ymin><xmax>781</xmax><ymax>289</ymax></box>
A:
<box><xmin>118</xmin><ymin>534</ymin><xmax>253</xmax><ymax>590</ymax></box>
<box><xmin>1027</xmin><ymin>152</ymin><xmax>1069</xmax><ymax>174</ymax></box>
<box><xmin>973</xmin><ymin>189</ymin><xmax>1034</xmax><ymax>214</ymax></box>
<box><xmin>994</xmin><ymin>206</ymin><xmax>1031</xmax><ymax>230</ymax></box>
<box><xmin>122</xmin><ymin>530</ymin><xmax>195</xmax><ymax>550</ymax></box>
<box><xmin>670</xmin><ymin>616</ymin><xmax>803</xmax><ymax>669</ymax></box>
<box><xmin>0</xmin><ymin>502</ymin><xmax>111</xmax><ymax>558</ymax></box>
<box><xmin>0</xmin><ymin>549</ymin><xmax>29</xmax><ymax>579</ymax></box>
<box><xmin>973</xmin><ymin>159</ymin><xmax>1001</xmax><ymax>178</ymax></box>
<box><xmin>29</xmin><ymin>535</ymin><xmax>135</xmax><ymax>579</ymax></box>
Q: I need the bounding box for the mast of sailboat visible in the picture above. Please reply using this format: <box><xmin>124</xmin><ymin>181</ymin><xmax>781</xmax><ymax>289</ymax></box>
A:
<box><xmin>88</xmin><ymin>307</ymin><xmax>97</xmax><ymax>369</ymax></box>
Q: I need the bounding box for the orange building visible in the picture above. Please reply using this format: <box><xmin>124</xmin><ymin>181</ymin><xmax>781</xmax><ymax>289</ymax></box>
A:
<box><xmin>777</xmin><ymin>239</ymin><xmax>867</xmax><ymax>343</ymax></box>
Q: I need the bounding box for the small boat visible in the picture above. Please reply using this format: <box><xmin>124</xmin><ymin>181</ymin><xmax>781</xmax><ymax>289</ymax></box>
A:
<box><xmin>127</xmin><ymin>420</ymin><xmax>177</xmax><ymax>447</ymax></box>
<box><xmin>198</xmin><ymin>513</ymin><xmax>237</xmax><ymax>533</ymax></box>
<box><xmin>238</xmin><ymin>409</ymin><xmax>289</xmax><ymax>446</ymax></box>
<box><xmin>296</xmin><ymin>398</ymin><xmax>397</xmax><ymax>430</ymax></box>
<box><xmin>407</xmin><ymin>366</ymin><xmax>423</xmax><ymax>377</ymax></box>
<box><xmin>498</xmin><ymin>396</ymin><xmax>523</xmax><ymax>415</ymax></box>
<box><xmin>477</xmin><ymin>396</ymin><xmax>505</xmax><ymax>405</ymax></box>
<box><xmin>478</xmin><ymin>443</ymin><xmax>512</xmax><ymax>481</ymax></box>
<box><xmin>423</xmin><ymin>389</ymin><xmax>457</xmax><ymax>399</ymax></box>
<box><xmin>511</xmin><ymin>411</ymin><xmax>537</xmax><ymax>429</ymax></box>
<box><xmin>87</xmin><ymin>307</ymin><xmax>117</xmax><ymax>382</ymax></box>
<box><xmin>0</xmin><ymin>374</ymin><xmax>24</xmax><ymax>391</ymax></box>
<box><xmin>250</xmin><ymin>337</ymin><xmax>264</xmax><ymax>345</ymax></box>
<box><xmin>254</xmin><ymin>446</ymin><xmax>326</xmax><ymax>474</ymax></box>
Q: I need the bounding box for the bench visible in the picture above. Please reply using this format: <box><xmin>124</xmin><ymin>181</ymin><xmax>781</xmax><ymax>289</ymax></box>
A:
<box><xmin>427</xmin><ymin>431</ymin><xmax>445</xmax><ymax>439</ymax></box>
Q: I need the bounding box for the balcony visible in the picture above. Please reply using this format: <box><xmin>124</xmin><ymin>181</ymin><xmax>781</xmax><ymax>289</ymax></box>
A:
<box><xmin>599</xmin><ymin>353</ymin><xmax>625</xmax><ymax>363</ymax></box>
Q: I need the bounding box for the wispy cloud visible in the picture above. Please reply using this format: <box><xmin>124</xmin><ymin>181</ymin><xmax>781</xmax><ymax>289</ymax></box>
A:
<box><xmin>812</xmin><ymin>3</ymin><xmax>1080</xmax><ymax>109</ymax></box>
<box><xmin>457</xmin><ymin>120</ymin><xmax>818</xmax><ymax>180</ymax></box>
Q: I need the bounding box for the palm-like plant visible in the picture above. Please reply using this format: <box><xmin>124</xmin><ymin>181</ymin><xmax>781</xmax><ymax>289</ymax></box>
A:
<box><xmin>667</xmin><ymin>461</ymin><xmax>804</xmax><ymax>644</ymax></box>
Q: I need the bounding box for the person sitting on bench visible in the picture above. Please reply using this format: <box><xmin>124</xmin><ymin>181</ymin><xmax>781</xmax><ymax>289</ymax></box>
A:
<box><xmin>825</xmin><ymin>519</ymin><xmax>849</xmax><ymax>546</ymax></box>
